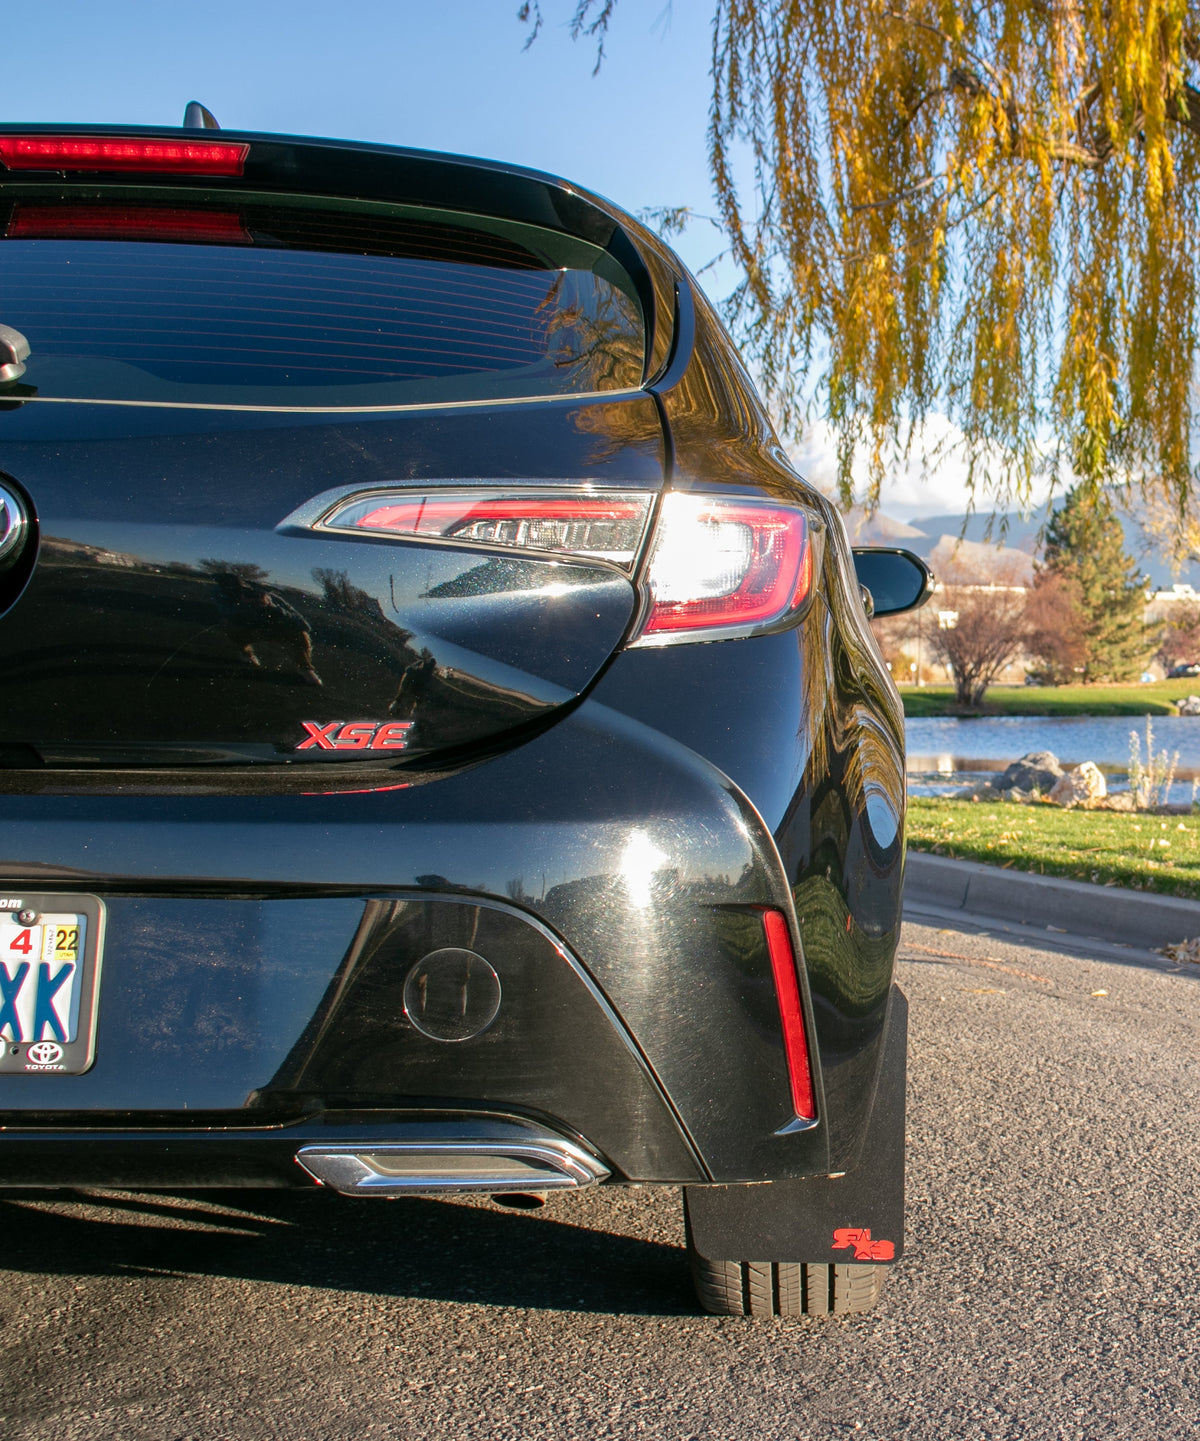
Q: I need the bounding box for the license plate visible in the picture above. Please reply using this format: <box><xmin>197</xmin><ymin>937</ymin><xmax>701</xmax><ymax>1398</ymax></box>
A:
<box><xmin>0</xmin><ymin>894</ymin><xmax>104</xmax><ymax>1075</ymax></box>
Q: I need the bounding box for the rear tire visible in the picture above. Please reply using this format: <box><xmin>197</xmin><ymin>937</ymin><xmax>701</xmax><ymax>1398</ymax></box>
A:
<box><xmin>688</xmin><ymin>1249</ymin><xmax>887</xmax><ymax>1318</ymax></box>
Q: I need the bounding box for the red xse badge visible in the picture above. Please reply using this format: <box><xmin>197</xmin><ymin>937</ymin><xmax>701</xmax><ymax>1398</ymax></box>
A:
<box><xmin>297</xmin><ymin>721</ymin><xmax>414</xmax><ymax>752</ymax></box>
<box><xmin>832</xmin><ymin>1227</ymin><xmax>895</xmax><ymax>1261</ymax></box>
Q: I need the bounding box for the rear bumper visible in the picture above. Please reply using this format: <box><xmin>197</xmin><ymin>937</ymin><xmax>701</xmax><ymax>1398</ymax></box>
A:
<box><xmin>0</xmin><ymin>698</ymin><xmax>833</xmax><ymax>1185</ymax></box>
<box><xmin>0</xmin><ymin>1110</ymin><xmax>610</xmax><ymax>1192</ymax></box>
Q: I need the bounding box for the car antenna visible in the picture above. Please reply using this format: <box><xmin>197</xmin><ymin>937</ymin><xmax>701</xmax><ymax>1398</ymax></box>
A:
<box><xmin>182</xmin><ymin>101</ymin><xmax>221</xmax><ymax>130</ymax></box>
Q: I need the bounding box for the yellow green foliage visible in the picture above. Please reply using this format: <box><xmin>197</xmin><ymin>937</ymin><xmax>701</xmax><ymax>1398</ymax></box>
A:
<box><xmin>707</xmin><ymin>2</ymin><xmax>1200</xmax><ymax>506</ymax></box>
<box><xmin>528</xmin><ymin>3</ymin><xmax>1200</xmax><ymax>509</ymax></box>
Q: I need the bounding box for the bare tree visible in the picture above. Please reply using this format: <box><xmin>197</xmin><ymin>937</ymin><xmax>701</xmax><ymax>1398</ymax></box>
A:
<box><xmin>1155</xmin><ymin>601</ymin><xmax>1200</xmax><ymax>671</ymax></box>
<box><xmin>928</xmin><ymin>578</ymin><xmax>1030</xmax><ymax>708</ymax></box>
<box><xmin>1023</xmin><ymin>571</ymin><xmax>1089</xmax><ymax>684</ymax></box>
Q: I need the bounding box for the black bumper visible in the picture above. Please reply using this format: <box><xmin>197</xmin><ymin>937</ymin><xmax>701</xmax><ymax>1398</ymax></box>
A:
<box><xmin>0</xmin><ymin>698</ymin><xmax>878</xmax><ymax>1187</ymax></box>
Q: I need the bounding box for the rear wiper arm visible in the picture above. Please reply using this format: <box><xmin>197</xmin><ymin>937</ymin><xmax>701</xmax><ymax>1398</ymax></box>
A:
<box><xmin>0</xmin><ymin>324</ymin><xmax>30</xmax><ymax>385</ymax></box>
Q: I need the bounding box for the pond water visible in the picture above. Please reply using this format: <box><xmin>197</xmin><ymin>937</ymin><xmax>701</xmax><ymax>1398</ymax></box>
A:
<box><xmin>906</xmin><ymin>713</ymin><xmax>1200</xmax><ymax>805</ymax></box>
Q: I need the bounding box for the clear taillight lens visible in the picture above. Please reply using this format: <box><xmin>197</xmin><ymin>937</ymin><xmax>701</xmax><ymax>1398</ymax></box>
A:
<box><xmin>633</xmin><ymin>493</ymin><xmax>817</xmax><ymax>644</ymax></box>
<box><xmin>322</xmin><ymin>490</ymin><xmax>653</xmax><ymax>570</ymax></box>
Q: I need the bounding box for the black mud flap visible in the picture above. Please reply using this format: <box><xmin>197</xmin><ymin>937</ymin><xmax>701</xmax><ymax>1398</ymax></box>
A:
<box><xmin>684</xmin><ymin>987</ymin><xmax>906</xmax><ymax>1265</ymax></box>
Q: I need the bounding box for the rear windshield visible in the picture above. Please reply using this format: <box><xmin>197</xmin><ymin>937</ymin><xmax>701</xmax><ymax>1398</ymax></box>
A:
<box><xmin>0</xmin><ymin>198</ymin><xmax>646</xmax><ymax>409</ymax></box>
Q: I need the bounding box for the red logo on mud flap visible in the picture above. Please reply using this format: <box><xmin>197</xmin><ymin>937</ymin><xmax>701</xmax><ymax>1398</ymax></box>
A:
<box><xmin>832</xmin><ymin>1227</ymin><xmax>895</xmax><ymax>1261</ymax></box>
<box><xmin>297</xmin><ymin>721</ymin><xmax>414</xmax><ymax>752</ymax></box>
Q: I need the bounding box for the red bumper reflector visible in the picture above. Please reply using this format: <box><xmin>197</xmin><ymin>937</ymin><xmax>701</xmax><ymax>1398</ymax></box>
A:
<box><xmin>7</xmin><ymin>204</ymin><xmax>251</xmax><ymax>244</ymax></box>
<box><xmin>762</xmin><ymin>909</ymin><xmax>816</xmax><ymax>1120</ymax></box>
<box><xmin>0</xmin><ymin>137</ymin><xmax>249</xmax><ymax>176</ymax></box>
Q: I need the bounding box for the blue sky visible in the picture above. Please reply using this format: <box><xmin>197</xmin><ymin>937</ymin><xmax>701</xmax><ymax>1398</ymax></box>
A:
<box><xmin>3</xmin><ymin>1</ymin><xmax>984</xmax><ymax>517</ymax></box>
<box><xmin>5</xmin><ymin>3</ymin><xmax>721</xmax><ymax>268</ymax></box>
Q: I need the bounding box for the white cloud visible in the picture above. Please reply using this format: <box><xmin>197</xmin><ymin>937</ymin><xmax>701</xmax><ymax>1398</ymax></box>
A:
<box><xmin>786</xmin><ymin>416</ymin><xmax>1056</xmax><ymax>522</ymax></box>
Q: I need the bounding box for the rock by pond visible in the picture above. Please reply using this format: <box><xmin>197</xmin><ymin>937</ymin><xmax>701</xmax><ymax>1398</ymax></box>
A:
<box><xmin>949</xmin><ymin>751</ymin><xmax>1064</xmax><ymax>803</ymax></box>
<box><xmin>934</xmin><ymin>750</ymin><xmax>1166</xmax><ymax>810</ymax></box>
<box><xmin>1049</xmin><ymin>761</ymin><xmax>1107</xmax><ymax>808</ymax></box>
<box><xmin>994</xmin><ymin>752</ymin><xmax>1063</xmax><ymax>794</ymax></box>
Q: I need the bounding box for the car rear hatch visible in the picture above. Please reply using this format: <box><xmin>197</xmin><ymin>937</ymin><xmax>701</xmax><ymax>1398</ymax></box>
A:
<box><xmin>0</xmin><ymin>131</ymin><xmax>670</xmax><ymax>776</ymax></box>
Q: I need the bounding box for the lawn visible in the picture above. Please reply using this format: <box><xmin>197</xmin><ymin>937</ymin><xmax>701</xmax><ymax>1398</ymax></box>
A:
<box><xmin>906</xmin><ymin>795</ymin><xmax>1200</xmax><ymax>899</ymax></box>
<box><xmin>900</xmin><ymin>680</ymin><xmax>1191</xmax><ymax>718</ymax></box>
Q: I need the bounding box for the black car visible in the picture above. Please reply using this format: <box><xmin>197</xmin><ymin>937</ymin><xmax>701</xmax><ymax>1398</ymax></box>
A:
<box><xmin>0</xmin><ymin>122</ymin><xmax>931</xmax><ymax>1317</ymax></box>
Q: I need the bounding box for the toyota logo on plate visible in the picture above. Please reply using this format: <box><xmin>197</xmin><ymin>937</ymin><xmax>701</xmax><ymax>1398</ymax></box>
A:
<box><xmin>27</xmin><ymin>1041</ymin><xmax>63</xmax><ymax>1065</ymax></box>
<box><xmin>0</xmin><ymin>481</ymin><xmax>27</xmax><ymax>565</ymax></box>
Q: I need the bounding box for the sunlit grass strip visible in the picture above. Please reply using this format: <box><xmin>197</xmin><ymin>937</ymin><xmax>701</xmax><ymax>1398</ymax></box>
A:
<box><xmin>903</xmin><ymin>682</ymin><xmax>1184</xmax><ymax>717</ymax></box>
<box><xmin>900</xmin><ymin>682</ymin><xmax>1184</xmax><ymax>718</ymax></box>
<box><xmin>906</xmin><ymin>796</ymin><xmax>1200</xmax><ymax>899</ymax></box>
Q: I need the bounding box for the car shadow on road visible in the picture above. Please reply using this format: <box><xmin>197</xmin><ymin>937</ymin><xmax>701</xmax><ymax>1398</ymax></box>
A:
<box><xmin>0</xmin><ymin>1188</ymin><xmax>696</xmax><ymax>1316</ymax></box>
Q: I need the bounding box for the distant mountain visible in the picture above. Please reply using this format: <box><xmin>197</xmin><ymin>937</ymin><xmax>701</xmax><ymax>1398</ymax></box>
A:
<box><xmin>905</xmin><ymin>508</ymin><xmax>1048</xmax><ymax>557</ymax></box>
<box><xmin>840</xmin><ymin>507</ymin><xmax>931</xmax><ymax>545</ymax></box>
<box><xmin>855</xmin><ymin>502</ymin><xmax>1200</xmax><ymax>592</ymax></box>
<box><xmin>925</xmin><ymin>534</ymin><xmax>1035</xmax><ymax>585</ymax></box>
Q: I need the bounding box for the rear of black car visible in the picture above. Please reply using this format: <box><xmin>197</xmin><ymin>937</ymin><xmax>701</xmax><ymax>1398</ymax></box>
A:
<box><xmin>0</xmin><ymin>127</ymin><xmax>908</xmax><ymax>1316</ymax></box>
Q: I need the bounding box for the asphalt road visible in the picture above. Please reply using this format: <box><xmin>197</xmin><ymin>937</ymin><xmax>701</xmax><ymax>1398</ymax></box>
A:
<box><xmin>3</xmin><ymin>911</ymin><xmax>1200</xmax><ymax>1440</ymax></box>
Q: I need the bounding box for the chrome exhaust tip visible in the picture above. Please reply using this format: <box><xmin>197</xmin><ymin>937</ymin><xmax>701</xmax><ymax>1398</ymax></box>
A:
<box><xmin>296</xmin><ymin>1123</ymin><xmax>609</xmax><ymax>1197</ymax></box>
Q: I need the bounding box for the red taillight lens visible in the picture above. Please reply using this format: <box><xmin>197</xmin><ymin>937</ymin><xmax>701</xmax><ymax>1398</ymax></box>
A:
<box><xmin>6</xmin><ymin>204</ymin><xmax>250</xmax><ymax>244</ymax></box>
<box><xmin>762</xmin><ymin>909</ymin><xmax>816</xmax><ymax>1121</ymax></box>
<box><xmin>322</xmin><ymin>490</ymin><xmax>653</xmax><ymax>569</ymax></box>
<box><xmin>0</xmin><ymin>136</ymin><xmax>249</xmax><ymax>175</ymax></box>
<box><xmin>635</xmin><ymin>493</ymin><xmax>815</xmax><ymax>643</ymax></box>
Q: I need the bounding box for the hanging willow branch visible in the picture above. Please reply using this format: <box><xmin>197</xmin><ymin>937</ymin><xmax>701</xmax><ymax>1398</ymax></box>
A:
<box><xmin>523</xmin><ymin>2</ymin><xmax>1200</xmax><ymax>510</ymax></box>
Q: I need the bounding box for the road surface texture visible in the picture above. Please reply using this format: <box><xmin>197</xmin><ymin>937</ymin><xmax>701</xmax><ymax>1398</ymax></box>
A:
<box><xmin>2</xmin><ymin>911</ymin><xmax>1199</xmax><ymax>1440</ymax></box>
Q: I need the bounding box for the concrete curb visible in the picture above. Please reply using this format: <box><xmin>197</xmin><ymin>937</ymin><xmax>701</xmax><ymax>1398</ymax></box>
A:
<box><xmin>904</xmin><ymin>850</ymin><xmax>1200</xmax><ymax>951</ymax></box>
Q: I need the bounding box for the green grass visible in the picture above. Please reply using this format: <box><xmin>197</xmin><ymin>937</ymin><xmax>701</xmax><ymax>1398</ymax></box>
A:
<box><xmin>901</xmin><ymin>680</ymin><xmax>1189</xmax><ymax>717</ymax></box>
<box><xmin>907</xmin><ymin>795</ymin><xmax>1200</xmax><ymax>899</ymax></box>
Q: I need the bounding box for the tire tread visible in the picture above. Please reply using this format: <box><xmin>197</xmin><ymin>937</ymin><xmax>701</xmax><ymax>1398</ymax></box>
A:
<box><xmin>688</xmin><ymin>1253</ymin><xmax>888</xmax><ymax>1318</ymax></box>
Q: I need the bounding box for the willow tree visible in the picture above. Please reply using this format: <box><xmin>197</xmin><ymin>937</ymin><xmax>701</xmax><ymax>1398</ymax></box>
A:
<box><xmin>522</xmin><ymin>2</ymin><xmax>1200</xmax><ymax>510</ymax></box>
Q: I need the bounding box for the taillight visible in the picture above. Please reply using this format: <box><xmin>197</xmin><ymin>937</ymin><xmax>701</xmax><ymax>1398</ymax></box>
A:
<box><xmin>0</xmin><ymin>136</ymin><xmax>249</xmax><ymax>175</ymax></box>
<box><xmin>320</xmin><ymin>490</ymin><xmax>654</xmax><ymax>570</ymax></box>
<box><xmin>762</xmin><ymin>909</ymin><xmax>816</xmax><ymax>1121</ymax></box>
<box><xmin>632</xmin><ymin>492</ymin><xmax>816</xmax><ymax>644</ymax></box>
<box><xmin>305</xmin><ymin>485</ymin><xmax>817</xmax><ymax>638</ymax></box>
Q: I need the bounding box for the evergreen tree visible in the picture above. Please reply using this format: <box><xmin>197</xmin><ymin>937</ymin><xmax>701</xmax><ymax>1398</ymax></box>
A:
<box><xmin>1037</xmin><ymin>488</ymin><xmax>1153</xmax><ymax>683</ymax></box>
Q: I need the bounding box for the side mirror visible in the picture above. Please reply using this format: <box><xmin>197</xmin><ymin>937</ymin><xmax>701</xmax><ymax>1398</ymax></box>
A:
<box><xmin>851</xmin><ymin>547</ymin><xmax>934</xmax><ymax>617</ymax></box>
